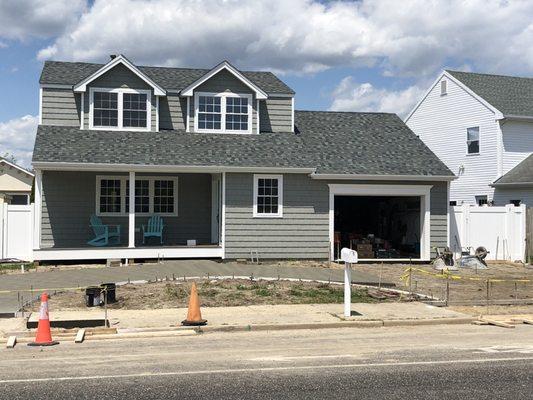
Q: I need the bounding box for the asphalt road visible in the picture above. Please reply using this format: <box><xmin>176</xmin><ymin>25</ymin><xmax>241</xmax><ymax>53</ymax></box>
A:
<box><xmin>1</xmin><ymin>324</ymin><xmax>532</xmax><ymax>399</ymax></box>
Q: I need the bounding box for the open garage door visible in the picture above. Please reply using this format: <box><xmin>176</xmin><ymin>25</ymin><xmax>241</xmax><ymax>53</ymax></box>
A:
<box><xmin>334</xmin><ymin>196</ymin><xmax>421</xmax><ymax>260</ymax></box>
<box><xmin>329</xmin><ymin>184</ymin><xmax>431</xmax><ymax>261</ymax></box>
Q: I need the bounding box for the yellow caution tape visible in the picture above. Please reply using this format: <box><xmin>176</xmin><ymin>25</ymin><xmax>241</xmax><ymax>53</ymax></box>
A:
<box><xmin>401</xmin><ymin>267</ymin><xmax>532</xmax><ymax>284</ymax></box>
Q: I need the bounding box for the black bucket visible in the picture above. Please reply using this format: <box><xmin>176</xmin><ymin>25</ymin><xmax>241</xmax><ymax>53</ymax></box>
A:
<box><xmin>85</xmin><ymin>286</ymin><xmax>102</xmax><ymax>307</ymax></box>
<box><xmin>100</xmin><ymin>283</ymin><xmax>116</xmax><ymax>304</ymax></box>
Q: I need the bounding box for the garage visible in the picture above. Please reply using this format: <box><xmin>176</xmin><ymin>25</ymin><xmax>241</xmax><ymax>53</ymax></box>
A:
<box><xmin>329</xmin><ymin>184</ymin><xmax>431</xmax><ymax>261</ymax></box>
<box><xmin>334</xmin><ymin>196</ymin><xmax>421</xmax><ymax>260</ymax></box>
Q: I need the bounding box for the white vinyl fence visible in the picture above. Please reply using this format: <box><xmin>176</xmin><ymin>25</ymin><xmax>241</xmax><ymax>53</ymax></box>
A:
<box><xmin>450</xmin><ymin>204</ymin><xmax>526</xmax><ymax>262</ymax></box>
<box><xmin>0</xmin><ymin>203</ymin><xmax>33</xmax><ymax>261</ymax></box>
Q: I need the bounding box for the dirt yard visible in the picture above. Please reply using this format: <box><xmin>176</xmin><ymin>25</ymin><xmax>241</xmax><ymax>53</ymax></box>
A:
<box><xmin>352</xmin><ymin>262</ymin><xmax>533</xmax><ymax>303</ymax></box>
<box><xmin>35</xmin><ymin>279</ymin><xmax>397</xmax><ymax>311</ymax></box>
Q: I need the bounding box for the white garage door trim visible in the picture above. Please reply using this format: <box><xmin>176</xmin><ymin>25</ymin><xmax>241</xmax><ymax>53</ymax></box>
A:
<box><xmin>328</xmin><ymin>184</ymin><xmax>432</xmax><ymax>262</ymax></box>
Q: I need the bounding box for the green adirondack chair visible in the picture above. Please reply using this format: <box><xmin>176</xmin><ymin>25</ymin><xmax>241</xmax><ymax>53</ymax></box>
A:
<box><xmin>142</xmin><ymin>215</ymin><xmax>164</xmax><ymax>244</ymax></box>
<box><xmin>87</xmin><ymin>215</ymin><xmax>121</xmax><ymax>247</ymax></box>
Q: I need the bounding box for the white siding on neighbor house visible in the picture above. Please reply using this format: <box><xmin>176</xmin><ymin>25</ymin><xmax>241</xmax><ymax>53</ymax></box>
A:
<box><xmin>406</xmin><ymin>76</ymin><xmax>500</xmax><ymax>205</ymax></box>
<box><xmin>493</xmin><ymin>187</ymin><xmax>533</xmax><ymax>207</ymax></box>
<box><xmin>500</xmin><ymin>120</ymin><xmax>533</xmax><ymax>175</ymax></box>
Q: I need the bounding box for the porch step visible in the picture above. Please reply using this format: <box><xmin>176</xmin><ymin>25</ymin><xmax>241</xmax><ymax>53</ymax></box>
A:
<box><xmin>106</xmin><ymin>258</ymin><xmax>122</xmax><ymax>268</ymax></box>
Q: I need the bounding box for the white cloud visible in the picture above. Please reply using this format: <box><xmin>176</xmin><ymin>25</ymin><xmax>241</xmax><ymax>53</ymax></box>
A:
<box><xmin>0</xmin><ymin>0</ymin><xmax>86</xmax><ymax>41</ymax></box>
<box><xmin>329</xmin><ymin>77</ymin><xmax>426</xmax><ymax>117</ymax></box>
<box><xmin>36</xmin><ymin>0</ymin><xmax>533</xmax><ymax>78</ymax></box>
<box><xmin>0</xmin><ymin>115</ymin><xmax>39</xmax><ymax>169</ymax></box>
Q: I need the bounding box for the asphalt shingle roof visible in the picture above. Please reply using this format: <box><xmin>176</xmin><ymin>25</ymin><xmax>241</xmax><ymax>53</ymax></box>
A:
<box><xmin>40</xmin><ymin>61</ymin><xmax>294</xmax><ymax>95</ymax></box>
<box><xmin>493</xmin><ymin>154</ymin><xmax>533</xmax><ymax>185</ymax></box>
<box><xmin>447</xmin><ymin>70</ymin><xmax>533</xmax><ymax>117</ymax></box>
<box><xmin>33</xmin><ymin>111</ymin><xmax>453</xmax><ymax>177</ymax></box>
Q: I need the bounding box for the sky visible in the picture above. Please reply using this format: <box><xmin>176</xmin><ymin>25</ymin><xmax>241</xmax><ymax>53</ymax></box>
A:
<box><xmin>2</xmin><ymin>0</ymin><xmax>533</xmax><ymax>168</ymax></box>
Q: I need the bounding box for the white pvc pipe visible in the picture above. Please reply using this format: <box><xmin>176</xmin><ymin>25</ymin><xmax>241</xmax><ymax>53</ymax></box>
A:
<box><xmin>344</xmin><ymin>262</ymin><xmax>351</xmax><ymax>317</ymax></box>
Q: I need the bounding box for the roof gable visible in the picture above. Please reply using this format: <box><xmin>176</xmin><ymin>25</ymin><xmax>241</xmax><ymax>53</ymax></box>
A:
<box><xmin>180</xmin><ymin>61</ymin><xmax>268</xmax><ymax>99</ymax></box>
<box><xmin>73</xmin><ymin>55</ymin><xmax>166</xmax><ymax>96</ymax></box>
<box><xmin>447</xmin><ymin>70</ymin><xmax>533</xmax><ymax>118</ymax></box>
<box><xmin>0</xmin><ymin>158</ymin><xmax>34</xmax><ymax>178</ymax></box>
<box><xmin>492</xmin><ymin>153</ymin><xmax>533</xmax><ymax>186</ymax></box>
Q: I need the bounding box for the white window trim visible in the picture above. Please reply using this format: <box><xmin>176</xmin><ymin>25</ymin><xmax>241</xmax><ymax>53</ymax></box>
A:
<box><xmin>96</xmin><ymin>175</ymin><xmax>178</xmax><ymax>217</ymax></box>
<box><xmin>194</xmin><ymin>91</ymin><xmax>253</xmax><ymax>134</ymax></box>
<box><xmin>466</xmin><ymin>126</ymin><xmax>480</xmax><ymax>155</ymax></box>
<box><xmin>440</xmin><ymin>79</ymin><xmax>447</xmax><ymax>96</ymax></box>
<box><xmin>253</xmin><ymin>174</ymin><xmax>283</xmax><ymax>218</ymax></box>
<box><xmin>89</xmin><ymin>87</ymin><xmax>152</xmax><ymax>132</ymax></box>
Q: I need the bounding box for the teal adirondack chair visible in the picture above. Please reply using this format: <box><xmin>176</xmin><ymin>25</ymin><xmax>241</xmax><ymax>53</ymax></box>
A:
<box><xmin>87</xmin><ymin>215</ymin><xmax>121</xmax><ymax>247</ymax></box>
<box><xmin>142</xmin><ymin>215</ymin><xmax>164</xmax><ymax>244</ymax></box>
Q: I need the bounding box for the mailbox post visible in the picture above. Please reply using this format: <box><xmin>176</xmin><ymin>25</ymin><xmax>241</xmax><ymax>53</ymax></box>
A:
<box><xmin>340</xmin><ymin>248</ymin><xmax>358</xmax><ymax>317</ymax></box>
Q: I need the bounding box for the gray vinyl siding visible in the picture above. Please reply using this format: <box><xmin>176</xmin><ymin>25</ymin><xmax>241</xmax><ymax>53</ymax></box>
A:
<box><xmin>224</xmin><ymin>173</ymin><xmax>330</xmax><ymax>259</ymax></box>
<box><xmin>192</xmin><ymin>69</ymin><xmax>258</xmax><ymax>133</ymax></box>
<box><xmin>41</xmin><ymin>171</ymin><xmax>211</xmax><ymax>248</ymax></box>
<box><xmin>224</xmin><ymin>174</ymin><xmax>448</xmax><ymax>260</ymax></box>
<box><xmin>159</xmin><ymin>93</ymin><xmax>187</xmax><ymax>130</ymax></box>
<box><xmin>82</xmin><ymin>63</ymin><xmax>158</xmax><ymax>131</ymax></box>
<box><xmin>41</xmin><ymin>88</ymin><xmax>80</xmax><ymax>126</ymax></box>
<box><xmin>259</xmin><ymin>97</ymin><xmax>293</xmax><ymax>132</ymax></box>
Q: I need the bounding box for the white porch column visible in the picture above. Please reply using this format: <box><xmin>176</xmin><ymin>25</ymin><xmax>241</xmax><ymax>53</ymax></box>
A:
<box><xmin>33</xmin><ymin>169</ymin><xmax>42</xmax><ymax>250</ymax></box>
<box><xmin>128</xmin><ymin>171</ymin><xmax>135</xmax><ymax>248</ymax></box>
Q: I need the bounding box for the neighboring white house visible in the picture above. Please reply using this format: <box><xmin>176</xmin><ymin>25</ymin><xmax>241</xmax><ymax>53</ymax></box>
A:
<box><xmin>406</xmin><ymin>70</ymin><xmax>533</xmax><ymax>206</ymax></box>
<box><xmin>0</xmin><ymin>158</ymin><xmax>34</xmax><ymax>205</ymax></box>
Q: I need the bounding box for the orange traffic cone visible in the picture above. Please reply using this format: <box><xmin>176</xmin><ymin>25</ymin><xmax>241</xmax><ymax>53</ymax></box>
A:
<box><xmin>182</xmin><ymin>282</ymin><xmax>207</xmax><ymax>326</ymax></box>
<box><xmin>28</xmin><ymin>293</ymin><xmax>59</xmax><ymax>347</ymax></box>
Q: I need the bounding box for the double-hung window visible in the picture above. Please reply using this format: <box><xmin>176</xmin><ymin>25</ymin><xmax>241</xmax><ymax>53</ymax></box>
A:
<box><xmin>253</xmin><ymin>174</ymin><xmax>283</xmax><ymax>218</ymax></box>
<box><xmin>467</xmin><ymin>127</ymin><xmax>480</xmax><ymax>154</ymax></box>
<box><xmin>195</xmin><ymin>92</ymin><xmax>251</xmax><ymax>133</ymax></box>
<box><xmin>90</xmin><ymin>88</ymin><xmax>151</xmax><ymax>131</ymax></box>
<box><xmin>97</xmin><ymin>176</ymin><xmax>178</xmax><ymax>216</ymax></box>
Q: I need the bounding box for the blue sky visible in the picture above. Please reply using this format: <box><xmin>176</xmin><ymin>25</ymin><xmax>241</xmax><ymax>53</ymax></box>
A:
<box><xmin>2</xmin><ymin>0</ymin><xmax>533</xmax><ymax>168</ymax></box>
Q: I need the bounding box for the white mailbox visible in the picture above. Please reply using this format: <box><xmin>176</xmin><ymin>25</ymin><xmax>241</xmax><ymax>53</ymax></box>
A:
<box><xmin>340</xmin><ymin>248</ymin><xmax>358</xmax><ymax>264</ymax></box>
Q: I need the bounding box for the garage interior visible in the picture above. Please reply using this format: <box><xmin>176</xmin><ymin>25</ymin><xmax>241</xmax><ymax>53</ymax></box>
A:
<box><xmin>334</xmin><ymin>196</ymin><xmax>421</xmax><ymax>260</ymax></box>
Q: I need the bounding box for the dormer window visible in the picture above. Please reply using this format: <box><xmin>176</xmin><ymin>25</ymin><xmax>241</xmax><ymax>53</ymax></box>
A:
<box><xmin>194</xmin><ymin>92</ymin><xmax>252</xmax><ymax>134</ymax></box>
<box><xmin>89</xmin><ymin>88</ymin><xmax>151</xmax><ymax>131</ymax></box>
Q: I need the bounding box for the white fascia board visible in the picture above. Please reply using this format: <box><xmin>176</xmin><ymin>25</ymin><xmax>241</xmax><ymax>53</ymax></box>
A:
<box><xmin>0</xmin><ymin>159</ymin><xmax>34</xmax><ymax>177</ymax></box>
<box><xmin>181</xmin><ymin>61</ymin><xmax>268</xmax><ymax>100</ymax></box>
<box><xmin>328</xmin><ymin>183</ymin><xmax>433</xmax><ymax>196</ymax></box>
<box><xmin>503</xmin><ymin>114</ymin><xmax>533</xmax><ymax>121</ymax></box>
<box><xmin>310</xmin><ymin>173</ymin><xmax>456</xmax><ymax>182</ymax></box>
<box><xmin>73</xmin><ymin>55</ymin><xmax>166</xmax><ymax>96</ymax></box>
<box><xmin>31</xmin><ymin>161</ymin><xmax>315</xmax><ymax>174</ymax></box>
<box><xmin>490</xmin><ymin>181</ymin><xmax>533</xmax><ymax>187</ymax></box>
<box><xmin>404</xmin><ymin>70</ymin><xmax>504</xmax><ymax>123</ymax></box>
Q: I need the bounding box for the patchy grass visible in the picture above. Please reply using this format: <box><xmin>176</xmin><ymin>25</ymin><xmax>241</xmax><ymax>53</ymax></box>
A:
<box><xmin>39</xmin><ymin>279</ymin><xmax>387</xmax><ymax>311</ymax></box>
<box><xmin>0</xmin><ymin>263</ymin><xmax>34</xmax><ymax>274</ymax></box>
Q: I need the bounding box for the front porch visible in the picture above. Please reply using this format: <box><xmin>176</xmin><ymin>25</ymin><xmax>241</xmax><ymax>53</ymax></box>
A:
<box><xmin>33</xmin><ymin>170</ymin><xmax>225</xmax><ymax>261</ymax></box>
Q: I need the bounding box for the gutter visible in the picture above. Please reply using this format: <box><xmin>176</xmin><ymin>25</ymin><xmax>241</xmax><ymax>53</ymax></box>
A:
<box><xmin>310</xmin><ymin>173</ymin><xmax>456</xmax><ymax>182</ymax></box>
<box><xmin>31</xmin><ymin>161</ymin><xmax>316</xmax><ymax>174</ymax></box>
<box><xmin>490</xmin><ymin>181</ymin><xmax>533</xmax><ymax>188</ymax></box>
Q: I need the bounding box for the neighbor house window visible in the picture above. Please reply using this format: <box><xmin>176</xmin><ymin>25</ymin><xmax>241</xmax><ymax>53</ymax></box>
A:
<box><xmin>253</xmin><ymin>174</ymin><xmax>283</xmax><ymax>218</ymax></box>
<box><xmin>467</xmin><ymin>127</ymin><xmax>480</xmax><ymax>154</ymax></box>
<box><xmin>97</xmin><ymin>176</ymin><xmax>177</xmax><ymax>216</ymax></box>
<box><xmin>449</xmin><ymin>201</ymin><xmax>457</xmax><ymax>206</ymax></box>
<box><xmin>90</xmin><ymin>88</ymin><xmax>151</xmax><ymax>131</ymax></box>
<box><xmin>475</xmin><ymin>195</ymin><xmax>488</xmax><ymax>206</ymax></box>
<box><xmin>440</xmin><ymin>80</ymin><xmax>447</xmax><ymax>95</ymax></box>
<box><xmin>510</xmin><ymin>199</ymin><xmax>522</xmax><ymax>207</ymax></box>
<box><xmin>195</xmin><ymin>92</ymin><xmax>252</xmax><ymax>133</ymax></box>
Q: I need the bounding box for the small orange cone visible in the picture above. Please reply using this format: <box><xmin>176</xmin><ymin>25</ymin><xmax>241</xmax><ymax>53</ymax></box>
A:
<box><xmin>182</xmin><ymin>282</ymin><xmax>207</xmax><ymax>326</ymax></box>
<box><xmin>28</xmin><ymin>293</ymin><xmax>59</xmax><ymax>347</ymax></box>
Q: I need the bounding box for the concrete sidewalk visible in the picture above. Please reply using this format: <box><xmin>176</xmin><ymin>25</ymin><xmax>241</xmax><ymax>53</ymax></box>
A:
<box><xmin>0</xmin><ymin>260</ymin><xmax>390</xmax><ymax>315</ymax></box>
<box><xmin>16</xmin><ymin>302</ymin><xmax>471</xmax><ymax>334</ymax></box>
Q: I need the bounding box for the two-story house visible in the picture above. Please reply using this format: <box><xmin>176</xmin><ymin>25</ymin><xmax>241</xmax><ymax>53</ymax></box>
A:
<box><xmin>32</xmin><ymin>55</ymin><xmax>453</xmax><ymax>263</ymax></box>
<box><xmin>406</xmin><ymin>70</ymin><xmax>533</xmax><ymax>207</ymax></box>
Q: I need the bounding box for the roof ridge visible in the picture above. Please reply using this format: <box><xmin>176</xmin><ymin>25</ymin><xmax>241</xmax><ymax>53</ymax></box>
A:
<box><xmin>446</xmin><ymin>69</ymin><xmax>533</xmax><ymax>81</ymax></box>
<box><xmin>295</xmin><ymin>110</ymin><xmax>397</xmax><ymax>115</ymax></box>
